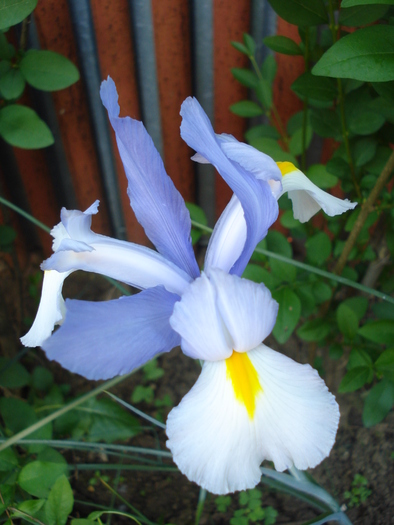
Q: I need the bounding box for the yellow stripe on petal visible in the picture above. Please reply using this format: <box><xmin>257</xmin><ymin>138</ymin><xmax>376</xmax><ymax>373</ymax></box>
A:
<box><xmin>276</xmin><ymin>161</ymin><xmax>298</xmax><ymax>177</ymax></box>
<box><xmin>226</xmin><ymin>351</ymin><xmax>262</xmax><ymax>419</ymax></box>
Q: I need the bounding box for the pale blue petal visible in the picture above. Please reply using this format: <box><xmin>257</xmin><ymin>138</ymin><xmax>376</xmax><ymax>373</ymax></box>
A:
<box><xmin>180</xmin><ymin>97</ymin><xmax>278</xmax><ymax>276</ymax></box>
<box><xmin>42</xmin><ymin>286</ymin><xmax>180</xmax><ymax>380</ymax></box>
<box><xmin>100</xmin><ymin>77</ymin><xmax>199</xmax><ymax>279</ymax></box>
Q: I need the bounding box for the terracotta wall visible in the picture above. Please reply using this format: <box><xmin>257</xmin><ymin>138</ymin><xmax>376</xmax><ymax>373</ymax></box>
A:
<box><xmin>0</xmin><ymin>0</ymin><xmax>303</xmax><ymax>259</ymax></box>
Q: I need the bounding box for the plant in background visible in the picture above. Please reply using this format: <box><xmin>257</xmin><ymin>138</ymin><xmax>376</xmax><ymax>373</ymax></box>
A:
<box><xmin>216</xmin><ymin>488</ymin><xmax>278</xmax><ymax>525</ymax></box>
<box><xmin>230</xmin><ymin>0</ymin><xmax>394</xmax><ymax>428</ymax></box>
<box><xmin>343</xmin><ymin>474</ymin><xmax>372</xmax><ymax>509</ymax></box>
<box><xmin>0</xmin><ymin>0</ymin><xmax>79</xmax><ymax>149</ymax></box>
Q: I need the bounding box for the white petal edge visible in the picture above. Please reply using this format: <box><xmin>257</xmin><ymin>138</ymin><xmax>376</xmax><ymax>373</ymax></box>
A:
<box><xmin>20</xmin><ymin>270</ymin><xmax>71</xmax><ymax>347</ymax></box>
<box><xmin>166</xmin><ymin>345</ymin><xmax>339</xmax><ymax>495</ymax></box>
<box><xmin>280</xmin><ymin>169</ymin><xmax>357</xmax><ymax>223</ymax></box>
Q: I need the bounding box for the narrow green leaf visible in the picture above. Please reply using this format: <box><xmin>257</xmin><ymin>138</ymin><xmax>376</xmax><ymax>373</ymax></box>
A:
<box><xmin>267</xmin><ymin>0</ymin><xmax>328</xmax><ymax>26</ymax></box>
<box><xmin>45</xmin><ymin>475</ymin><xmax>74</xmax><ymax>525</ymax></box>
<box><xmin>359</xmin><ymin>320</ymin><xmax>394</xmax><ymax>345</ymax></box>
<box><xmin>337</xmin><ymin>303</ymin><xmax>359</xmax><ymax>340</ymax></box>
<box><xmin>339</xmin><ymin>367</ymin><xmax>373</xmax><ymax>392</ymax></box>
<box><xmin>272</xmin><ymin>288</ymin><xmax>301</xmax><ymax>343</ymax></box>
<box><xmin>289</xmin><ymin>126</ymin><xmax>313</xmax><ymax>156</ymax></box>
<box><xmin>263</xmin><ymin>35</ymin><xmax>302</xmax><ymax>55</ymax></box>
<box><xmin>312</xmin><ymin>26</ymin><xmax>394</xmax><ymax>82</ymax></box>
<box><xmin>261</xmin><ymin>55</ymin><xmax>277</xmax><ymax>83</ymax></box>
<box><xmin>375</xmin><ymin>348</ymin><xmax>394</xmax><ymax>381</ymax></box>
<box><xmin>231</xmin><ymin>41</ymin><xmax>249</xmax><ymax>55</ymax></box>
<box><xmin>0</xmin><ymin>0</ymin><xmax>38</xmax><ymax>30</ymax></box>
<box><xmin>20</xmin><ymin>50</ymin><xmax>79</xmax><ymax>91</ymax></box>
<box><xmin>230</xmin><ymin>100</ymin><xmax>263</xmax><ymax>117</ymax></box>
<box><xmin>243</xmin><ymin>34</ymin><xmax>256</xmax><ymax>56</ymax></box>
<box><xmin>0</xmin><ymin>105</ymin><xmax>54</xmax><ymax>149</ymax></box>
<box><xmin>362</xmin><ymin>379</ymin><xmax>394</xmax><ymax>427</ymax></box>
<box><xmin>255</xmin><ymin>78</ymin><xmax>273</xmax><ymax>108</ymax></box>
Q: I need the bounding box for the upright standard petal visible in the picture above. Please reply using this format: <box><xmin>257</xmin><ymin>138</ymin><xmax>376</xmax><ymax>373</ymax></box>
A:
<box><xmin>100</xmin><ymin>77</ymin><xmax>199</xmax><ymax>279</ymax></box>
<box><xmin>43</xmin><ymin>286</ymin><xmax>180</xmax><ymax>380</ymax></box>
<box><xmin>278</xmin><ymin>162</ymin><xmax>357</xmax><ymax>222</ymax></box>
<box><xmin>167</xmin><ymin>345</ymin><xmax>339</xmax><ymax>494</ymax></box>
<box><xmin>20</xmin><ymin>270</ymin><xmax>70</xmax><ymax>347</ymax></box>
<box><xmin>180</xmin><ymin>97</ymin><xmax>278</xmax><ymax>276</ymax></box>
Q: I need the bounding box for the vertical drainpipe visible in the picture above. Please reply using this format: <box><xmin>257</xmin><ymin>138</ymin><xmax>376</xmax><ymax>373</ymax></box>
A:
<box><xmin>68</xmin><ymin>0</ymin><xmax>126</xmax><ymax>240</ymax></box>
<box><xmin>128</xmin><ymin>0</ymin><xmax>163</xmax><ymax>158</ymax></box>
<box><xmin>190</xmin><ymin>0</ymin><xmax>215</xmax><ymax>228</ymax></box>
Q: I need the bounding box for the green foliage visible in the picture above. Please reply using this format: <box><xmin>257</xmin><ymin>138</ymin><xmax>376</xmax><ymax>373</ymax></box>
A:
<box><xmin>0</xmin><ymin>1</ymin><xmax>79</xmax><ymax>149</ymax></box>
<box><xmin>215</xmin><ymin>489</ymin><xmax>277</xmax><ymax>525</ymax></box>
<box><xmin>343</xmin><ymin>474</ymin><xmax>372</xmax><ymax>508</ymax></box>
<box><xmin>231</xmin><ymin>4</ymin><xmax>394</xmax><ymax>428</ymax></box>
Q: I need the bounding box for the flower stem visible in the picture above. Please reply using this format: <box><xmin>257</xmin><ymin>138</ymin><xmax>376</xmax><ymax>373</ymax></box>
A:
<box><xmin>334</xmin><ymin>149</ymin><xmax>394</xmax><ymax>276</ymax></box>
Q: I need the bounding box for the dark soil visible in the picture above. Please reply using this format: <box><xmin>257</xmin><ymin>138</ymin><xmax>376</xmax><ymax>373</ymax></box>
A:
<box><xmin>1</xmin><ymin>256</ymin><xmax>393</xmax><ymax>525</ymax></box>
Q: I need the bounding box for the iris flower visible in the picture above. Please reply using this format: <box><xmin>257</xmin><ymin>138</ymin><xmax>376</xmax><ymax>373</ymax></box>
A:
<box><xmin>21</xmin><ymin>77</ymin><xmax>343</xmax><ymax>495</ymax></box>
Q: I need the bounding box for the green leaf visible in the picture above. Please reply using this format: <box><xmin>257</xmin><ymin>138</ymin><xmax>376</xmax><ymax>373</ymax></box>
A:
<box><xmin>142</xmin><ymin>358</ymin><xmax>164</xmax><ymax>381</ymax></box>
<box><xmin>45</xmin><ymin>475</ymin><xmax>74</xmax><ymax>525</ymax></box>
<box><xmin>231</xmin><ymin>68</ymin><xmax>257</xmax><ymax>88</ymax></box>
<box><xmin>261</xmin><ymin>55</ymin><xmax>277</xmax><ymax>83</ymax></box>
<box><xmin>280</xmin><ymin>209</ymin><xmax>300</xmax><ymax>229</ymax></box>
<box><xmin>186</xmin><ymin>202</ymin><xmax>207</xmax><ymax>245</ymax></box>
<box><xmin>32</xmin><ymin>366</ymin><xmax>54</xmax><ymax>391</ymax></box>
<box><xmin>312</xmin><ymin>26</ymin><xmax>394</xmax><ymax>82</ymax></box>
<box><xmin>359</xmin><ymin>320</ymin><xmax>394</xmax><ymax>345</ymax></box>
<box><xmin>342</xmin><ymin>296</ymin><xmax>368</xmax><ymax>321</ymax></box>
<box><xmin>372</xmin><ymin>301</ymin><xmax>394</xmax><ymax>320</ymax></box>
<box><xmin>362</xmin><ymin>379</ymin><xmax>394</xmax><ymax>427</ymax></box>
<box><xmin>230</xmin><ymin>100</ymin><xmax>263</xmax><ymax>118</ymax></box>
<box><xmin>272</xmin><ymin>288</ymin><xmax>301</xmax><ymax>343</ymax></box>
<box><xmin>345</xmin><ymin>87</ymin><xmax>386</xmax><ymax>136</ymax></box>
<box><xmin>267</xmin><ymin>0</ymin><xmax>328</xmax><ymax>26</ymax></box>
<box><xmin>242</xmin><ymin>264</ymin><xmax>278</xmax><ymax>290</ymax></box>
<box><xmin>297</xmin><ymin>318</ymin><xmax>331</xmax><ymax>341</ymax></box>
<box><xmin>353</xmin><ymin>137</ymin><xmax>377</xmax><ymax>167</ymax></box>
<box><xmin>231</xmin><ymin>41</ymin><xmax>249</xmax><ymax>56</ymax></box>
<box><xmin>375</xmin><ymin>348</ymin><xmax>394</xmax><ymax>381</ymax></box>
<box><xmin>255</xmin><ymin>78</ymin><xmax>273</xmax><ymax>108</ymax></box>
<box><xmin>245</xmin><ymin>124</ymin><xmax>280</xmax><ymax>142</ymax></box>
<box><xmin>292</xmin><ymin>72</ymin><xmax>337</xmax><ymax>102</ymax></box>
<box><xmin>289</xmin><ymin>125</ymin><xmax>313</xmax><ymax>156</ymax></box>
<box><xmin>263</xmin><ymin>35</ymin><xmax>302</xmax><ymax>55</ymax></box>
<box><xmin>0</xmin><ymin>357</ymin><xmax>30</xmax><ymax>388</ymax></box>
<box><xmin>372</xmin><ymin>80</ymin><xmax>394</xmax><ymax>104</ymax></box>
<box><xmin>0</xmin><ymin>447</ymin><xmax>18</xmax><ymax>471</ymax></box>
<box><xmin>339</xmin><ymin>366</ymin><xmax>373</xmax><ymax>393</ymax></box>
<box><xmin>243</xmin><ymin>34</ymin><xmax>256</xmax><ymax>56</ymax></box>
<box><xmin>0</xmin><ymin>68</ymin><xmax>25</xmax><ymax>100</ymax></box>
<box><xmin>20</xmin><ymin>50</ymin><xmax>79</xmax><ymax>91</ymax></box>
<box><xmin>342</xmin><ymin>0</ymin><xmax>394</xmax><ymax>5</ymax></box>
<box><xmin>337</xmin><ymin>303</ymin><xmax>359</xmax><ymax>340</ymax></box>
<box><xmin>0</xmin><ymin>0</ymin><xmax>38</xmax><ymax>30</ymax></box>
<box><xmin>18</xmin><ymin>461</ymin><xmax>68</xmax><ymax>498</ymax></box>
<box><xmin>310</xmin><ymin>108</ymin><xmax>342</xmax><ymax>139</ymax></box>
<box><xmin>348</xmin><ymin>348</ymin><xmax>373</xmax><ymax>370</ymax></box>
<box><xmin>270</xmin><ymin>257</ymin><xmax>297</xmax><ymax>282</ymax></box>
<box><xmin>0</xmin><ymin>105</ymin><xmax>54</xmax><ymax>149</ymax></box>
<box><xmin>305</xmin><ymin>232</ymin><xmax>331</xmax><ymax>265</ymax></box>
<box><xmin>83</xmin><ymin>397</ymin><xmax>140</xmax><ymax>442</ymax></box>
<box><xmin>131</xmin><ymin>384</ymin><xmax>154</xmax><ymax>404</ymax></box>
<box><xmin>267</xmin><ymin>230</ymin><xmax>292</xmax><ymax>258</ymax></box>
<box><xmin>16</xmin><ymin>500</ymin><xmax>45</xmax><ymax>516</ymax></box>
<box><xmin>307</xmin><ymin>164</ymin><xmax>338</xmax><ymax>189</ymax></box>
<box><xmin>312</xmin><ymin>281</ymin><xmax>332</xmax><ymax>303</ymax></box>
<box><xmin>339</xmin><ymin>4</ymin><xmax>389</xmax><ymax>26</ymax></box>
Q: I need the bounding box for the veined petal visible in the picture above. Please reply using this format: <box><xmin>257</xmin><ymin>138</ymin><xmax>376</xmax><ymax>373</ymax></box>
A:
<box><xmin>181</xmin><ymin>97</ymin><xmax>278</xmax><ymax>276</ymax></box>
<box><xmin>42</xmin><ymin>237</ymin><xmax>192</xmax><ymax>296</ymax></box>
<box><xmin>278</xmin><ymin>162</ymin><xmax>357</xmax><ymax>222</ymax></box>
<box><xmin>169</xmin><ymin>272</ymin><xmax>233</xmax><ymax>361</ymax></box>
<box><xmin>166</xmin><ymin>345</ymin><xmax>339</xmax><ymax>494</ymax></box>
<box><xmin>42</xmin><ymin>287</ymin><xmax>180</xmax><ymax>380</ymax></box>
<box><xmin>209</xmin><ymin>270</ymin><xmax>278</xmax><ymax>352</ymax></box>
<box><xmin>100</xmin><ymin>77</ymin><xmax>199</xmax><ymax>279</ymax></box>
<box><xmin>204</xmin><ymin>195</ymin><xmax>246</xmax><ymax>273</ymax></box>
<box><xmin>20</xmin><ymin>270</ymin><xmax>70</xmax><ymax>347</ymax></box>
